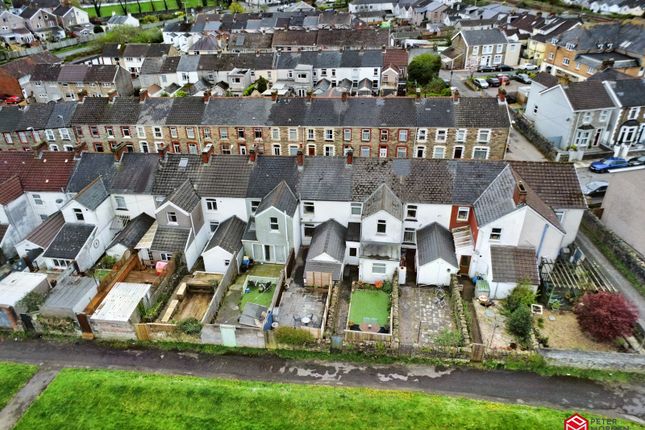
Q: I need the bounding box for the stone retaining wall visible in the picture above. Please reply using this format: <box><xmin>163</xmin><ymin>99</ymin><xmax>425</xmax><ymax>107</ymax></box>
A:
<box><xmin>539</xmin><ymin>348</ymin><xmax>645</xmax><ymax>372</ymax></box>
<box><xmin>449</xmin><ymin>276</ymin><xmax>470</xmax><ymax>346</ymax></box>
<box><xmin>510</xmin><ymin>109</ymin><xmax>557</xmax><ymax>160</ymax></box>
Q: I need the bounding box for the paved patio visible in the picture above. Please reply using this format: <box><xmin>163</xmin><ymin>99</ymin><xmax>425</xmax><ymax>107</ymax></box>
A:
<box><xmin>277</xmin><ymin>286</ymin><xmax>327</xmax><ymax>329</ymax></box>
<box><xmin>399</xmin><ymin>286</ymin><xmax>455</xmax><ymax>347</ymax></box>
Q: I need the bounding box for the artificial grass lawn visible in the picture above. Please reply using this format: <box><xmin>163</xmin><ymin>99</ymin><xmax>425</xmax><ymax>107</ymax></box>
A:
<box><xmin>0</xmin><ymin>362</ymin><xmax>38</xmax><ymax>409</ymax></box>
<box><xmin>240</xmin><ymin>283</ymin><xmax>275</xmax><ymax>310</ymax></box>
<box><xmin>349</xmin><ymin>289</ymin><xmax>390</xmax><ymax>326</ymax></box>
<box><xmin>15</xmin><ymin>368</ymin><xmax>642</xmax><ymax>430</ymax></box>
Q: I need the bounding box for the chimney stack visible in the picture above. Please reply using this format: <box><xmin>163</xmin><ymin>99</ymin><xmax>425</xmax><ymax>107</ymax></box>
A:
<box><xmin>249</xmin><ymin>148</ymin><xmax>256</xmax><ymax>163</ymax></box>
<box><xmin>108</xmin><ymin>91</ymin><xmax>117</xmax><ymax>103</ymax></box>
<box><xmin>139</xmin><ymin>89</ymin><xmax>149</xmax><ymax>102</ymax></box>
<box><xmin>296</xmin><ymin>150</ymin><xmax>304</xmax><ymax>170</ymax></box>
<box><xmin>271</xmin><ymin>90</ymin><xmax>278</xmax><ymax>102</ymax></box>
<box><xmin>113</xmin><ymin>143</ymin><xmax>126</xmax><ymax>162</ymax></box>
<box><xmin>346</xmin><ymin>149</ymin><xmax>353</xmax><ymax>167</ymax></box>
<box><xmin>514</xmin><ymin>181</ymin><xmax>527</xmax><ymax>205</ymax></box>
<box><xmin>203</xmin><ymin>89</ymin><xmax>211</xmax><ymax>104</ymax></box>
<box><xmin>158</xmin><ymin>144</ymin><xmax>168</xmax><ymax>160</ymax></box>
<box><xmin>201</xmin><ymin>143</ymin><xmax>213</xmax><ymax>164</ymax></box>
<box><xmin>451</xmin><ymin>87</ymin><xmax>460</xmax><ymax>104</ymax></box>
<box><xmin>306</xmin><ymin>90</ymin><xmax>313</xmax><ymax>104</ymax></box>
<box><xmin>341</xmin><ymin>90</ymin><xmax>348</xmax><ymax>102</ymax></box>
<box><xmin>497</xmin><ymin>88</ymin><xmax>506</xmax><ymax>104</ymax></box>
<box><xmin>74</xmin><ymin>142</ymin><xmax>87</xmax><ymax>159</ymax></box>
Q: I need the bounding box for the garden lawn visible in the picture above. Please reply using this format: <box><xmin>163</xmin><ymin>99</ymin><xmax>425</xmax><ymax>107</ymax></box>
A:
<box><xmin>349</xmin><ymin>289</ymin><xmax>390</xmax><ymax>326</ymax></box>
<box><xmin>240</xmin><ymin>284</ymin><xmax>275</xmax><ymax>310</ymax></box>
<box><xmin>0</xmin><ymin>362</ymin><xmax>38</xmax><ymax>409</ymax></box>
<box><xmin>15</xmin><ymin>369</ymin><xmax>642</xmax><ymax>430</ymax></box>
<box><xmin>84</xmin><ymin>0</ymin><xmax>216</xmax><ymax>17</ymax></box>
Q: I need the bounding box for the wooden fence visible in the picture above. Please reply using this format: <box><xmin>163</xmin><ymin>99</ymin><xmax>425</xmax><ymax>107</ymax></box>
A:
<box><xmin>200</xmin><ymin>264</ymin><xmax>237</xmax><ymax>325</ymax></box>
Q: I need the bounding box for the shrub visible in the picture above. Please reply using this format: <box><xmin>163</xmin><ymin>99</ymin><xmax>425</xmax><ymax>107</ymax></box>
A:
<box><xmin>274</xmin><ymin>327</ymin><xmax>315</xmax><ymax>346</ymax></box>
<box><xmin>575</xmin><ymin>292</ymin><xmax>638</xmax><ymax>342</ymax></box>
<box><xmin>178</xmin><ymin>318</ymin><xmax>202</xmax><ymax>335</ymax></box>
<box><xmin>255</xmin><ymin>76</ymin><xmax>268</xmax><ymax>94</ymax></box>
<box><xmin>408</xmin><ymin>53</ymin><xmax>441</xmax><ymax>86</ymax></box>
<box><xmin>382</xmin><ymin>280</ymin><xmax>393</xmax><ymax>294</ymax></box>
<box><xmin>97</xmin><ymin>255</ymin><xmax>117</xmax><ymax>269</ymax></box>
<box><xmin>506</xmin><ymin>305</ymin><xmax>533</xmax><ymax>346</ymax></box>
<box><xmin>17</xmin><ymin>291</ymin><xmax>45</xmax><ymax>313</ymax></box>
<box><xmin>504</xmin><ymin>284</ymin><xmax>536</xmax><ymax>315</ymax></box>
<box><xmin>141</xmin><ymin>15</ymin><xmax>159</xmax><ymax>24</ymax></box>
<box><xmin>434</xmin><ymin>329</ymin><xmax>463</xmax><ymax>348</ymax></box>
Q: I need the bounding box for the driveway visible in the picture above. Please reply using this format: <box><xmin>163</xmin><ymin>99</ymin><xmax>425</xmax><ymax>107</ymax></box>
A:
<box><xmin>439</xmin><ymin>69</ymin><xmax>529</xmax><ymax>97</ymax></box>
<box><xmin>0</xmin><ymin>338</ymin><xmax>643</xmax><ymax>422</ymax></box>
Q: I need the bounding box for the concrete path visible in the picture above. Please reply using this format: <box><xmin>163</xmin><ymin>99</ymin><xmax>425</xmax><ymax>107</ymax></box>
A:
<box><xmin>0</xmin><ymin>338</ymin><xmax>643</xmax><ymax>423</ymax></box>
<box><xmin>576</xmin><ymin>233</ymin><xmax>645</xmax><ymax>331</ymax></box>
<box><xmin>0</xmin><ymin>367</ymin><xmax>59</xmax><ymax>430</ymax></box>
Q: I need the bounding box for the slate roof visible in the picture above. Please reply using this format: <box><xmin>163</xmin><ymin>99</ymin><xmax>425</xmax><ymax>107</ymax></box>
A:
<box><xmin>608</xmin><ymin>79</ymin><xmax>645</xmax><ymax>108</ymax></box>
<box><xmin>150</xmin><ymin>226</ymin><xmax>190</xmax><ymax>253</ymax></box>
<box><xmin>508</xmin><ymin>161</ymin><xmax>586</xmax><ymax>209</ymax></box>
<box><xmin>190</xmin><ymin>35</ymin><xmax>220</xmax><ymax>52</ymax></box>
<box><xmin>0</xmin><ymin>52</ymin><xmax>60</xmax><ymax>79</ymax></box>
<box><xmin>461</xmin><ymin>28</ymin><xmax>508</xmax><ymax>46</ymax></box>
<box><xmin>228</xmin><ymin>32</ymin><xmax>273</xmax><ymax>50</ymax></box>
<box><xmin>108</xmin><ymin>213</ymin><xmax>155</xmax><ymax>249</ymax></box>
<box><xmin>45</xmin><ymin>101</ymin><xmax>77</xmax><ymax>129</ymax></box>
<box><xmin>24</xmin><ymin>211</ymin><xmax>65</xmax><ymax>248</ymax></box>
<box><xmin>362</xmin><ymin>183</ymin><xmax>403</xmax><ymax>219</ymax></box>
<box><xmin>197</xmin><ymin>53</ymin><xmax>274</xmax><ymax>71</ymax></box>
<box><xmin>205</xmin><ymin>216</ymin><xmax>246</xmax><ymax>253</ymax></box>
<box><xmin>110</xmin><ymin>153</ymin><xmax>159</xmax><ymax>194</ymax></box>
<box><xmin>275</xmin><ymin>49</ymin><xmax>384</xmax><ymax>69</ymax></box>
<box><xmin>307</xmin><ymin>219</ymin><xmax>346</xmax><ymax>262</ymax></box>
<box><xmin>0</xmin><ymin>151</ymin><xmax>75</xmax><ymax>192</ymax></box>
<box><xmin>83</xmin><ymin>65</ymin><xmax>119</xmax><ymax>83</ymax></box>
<box><xmin>316</xmin><ymin>28</ymin><xmax>389</xmax><ymax>49</ymax></box>
<box><xmin>256</xmin><ymin>181</ymin><xmax>298</xmax><ymax>215</ymax></box>
<box><xmin>532</xmin><ymin>72</ymin><xmax>558</xmax><ymax>89</ymax></box>
<box><xmin>0</xmin><ymin>103</ymin><xmax>55</xmax><ymax>132</ymax></box>
<box><xmin>31</xmin><ymin>63</ymin><xmax>62</xmax><ymax>81</ymax></box>
<box><xmin>552</xmin><ymin>22</ymin><xmax>645</xmax><ymax>59</ymax></box>
<box><xmin>416</xmin><ymin>222</ymin><xmax>458</xmax><ymax>267</ymax></box>
<box><xmin>67</xmin><ymin>153</ymin><xmax>118</xmax><ymax>193</ymax></box>
<box><xmin>74</xmin><ymin>177</ymin><xmax>109</xmax><ymax>210</ymax></box>
<box><xmin>166</xmin><ymin>97</ymin><xmax>206</xmax><ymax>125</ymax></box>
<box><xmin>490</xmin><ymin>245</ymin><xmax>539</xmax><ymax>284</ymax></box>
<box><xmin>298</xmin><ymin>157</ymin><xmax>352</xmax><ymax>201</ymax></box>
<box><xmin>43</xmin><ymin>223</ymin><xmax>95</xmax><ymax>260</ymax></box>
<box><xmin>247</xmin><ymin>156</ymin><xmax>300</xmax><ymax>199</ymax></box>
<box><xmin>166</xmin><ymin>179</ymin><xmax>200</xmax><ymax>212</ymax></box>
<box><xmin>137</xmin><ymin>97</ymin><xmax>173</xmax><ymax>125</ymax></box>
<box><xmin>473</xmin><ymin>165</ymin><xmax>516</xmax><ymax>226</ymax></box>
<box><xmin>563</xmin><ymin>81</ymin><xmax>615</xmax><ymax>111</ymax></box>
<box><xmin>347</xmin><ymin>222</ymin><xmax>361</xmax><ymax>242</ymax></box>
<box><xmin>272</xmin><ymin>29</ymin><xmax>318</xmax><ymax>47</ymax></box>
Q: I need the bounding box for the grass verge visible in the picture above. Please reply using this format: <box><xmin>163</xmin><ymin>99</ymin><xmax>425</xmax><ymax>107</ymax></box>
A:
<box><xmin>0</xmin><ymin>361</ymin><xmax>39</xmax><ymax>409</ymax></box>
<box><xmin>15</xmin><ymin>368</ymin><xmax>641</xmax><ymax>429</ymax></box>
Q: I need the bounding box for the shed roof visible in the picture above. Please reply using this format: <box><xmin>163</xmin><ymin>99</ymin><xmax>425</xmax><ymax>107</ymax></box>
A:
<box><xmin>0</xmin><ymin>272</ymin><xmax>48</xmax><ymax>307</ymax></box>
<box><xmin>307</xmin><ymin>219</ymin><xmax>346</xmax><ymax>263</ymax></box>
<box><xmin>416</xmin><ymin>222</ymin><xmax>458</xmax><ymax>267</ymax></box>
<box><xmin>490</xmin><ymin>245</ymin><xmax>539</xmax><ymax>284</ymax></box>
<box><xmin>204</xmin><ymin>216</ymin><xmax>246</xmax><ymax>254</ymax></box>
<box><xmin>91</xmin><ymin>282</ymin><xmax>150</xmax><ymax>322</ymax></box>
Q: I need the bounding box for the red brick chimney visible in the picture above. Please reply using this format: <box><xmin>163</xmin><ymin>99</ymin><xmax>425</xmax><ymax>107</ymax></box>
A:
<box><xmin>452</xmin><ymin>88</ymin><xmax>460</xmax><ymax>104</ymax></box>
<box><xmin>341</xmin><ymin>90</ymin><xmax>348</xmax><ymax>102</ymax></box>
<box><xmin>346</xmin><ymin>149</ymin><xmax>353</xmax><ymax>167</ymax></box>
<box><xmin>203</xmin><ymin>89</ymin><xmax>211</xmax><ymax>104</ymax></box>
<box><xmin>271</xmin><ymin>90</ymin><xmax>278</xmax><ymax>102</ymax></box>
<box><xmin>139</xmin><ymin>89</ymin><xmax>149</xmax><ymax>102</ymax></box>
<box><xmin>158</xmin><ymin>144</ymin><xmax>168</xmax><ymax>159</ymax></box>
<box><xmin>498</xmin><ymin>89</ymin><xmax>506</xmax><ymax>104</ymax></box>
<box><xmin>113</xmin><ymin>143</ymin><xmax>126</xmax><ymax>162</ymax></box>
<box><xmin>249</xmin><ymin>148</ymin><xmax>256</xmax><ymax>163</ymax></box>
<box><xmin>514</xmin><ymin>181</ymin><xmax>527</xmax><ymax>205</ymax></box>
<box><xmin>201</xmin><ymin>144</ymin><xmax>213</xmax><ymax>164</ymax></box>
<box><xmin>108</xmin><ymin>91</ymin><xmax>117</xmax><ymax>103</ymax></box>
<box><xmin>296</xmin><ymin>150</ymin><xmax>304</xmax><ymax>170</ymax></box>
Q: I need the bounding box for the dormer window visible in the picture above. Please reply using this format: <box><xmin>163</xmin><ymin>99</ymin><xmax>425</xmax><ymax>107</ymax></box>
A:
<box><xmin>73</xmin><ymin>208</ymin><xmax>84</xmax><ymax>221</ymax></box>
<box><xmin>167</xmin><ymin>211</ymin><xmax>177</xmax><ymax>224</ymax></box>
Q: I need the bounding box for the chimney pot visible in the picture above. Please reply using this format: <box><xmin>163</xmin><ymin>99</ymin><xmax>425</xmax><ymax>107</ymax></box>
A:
<box><xmin>451</xmin><ymin>87</ymin><xmax>460</xmax><ymax>104</ymax></box>
<box><xmin>113</xmin><ymin>143</ymin><xmax>126</xmax><ymax>162</ymax></box>
<box><xmin>514</xmin><ymin>181</ymin><xmax>527</xmax><ymax>205</ymax></box>
<box><xmin>203</xmin><ymin>89</ymin><xmax>211</xmax><ymax>104</ymax></box>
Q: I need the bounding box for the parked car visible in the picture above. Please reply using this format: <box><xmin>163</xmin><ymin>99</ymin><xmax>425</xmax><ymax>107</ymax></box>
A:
<box><xmin>3</xmin><ymin>96</ymin><xmax>21</xmax><ymax>104</ymax></box>
<box><xmin>495</xmin><ymin>64</ymin><xmax>514</xmax><ymax>72</ymax></box>
<box><xmin>582</xmin><ymin>180</ymin><xmax>609</xmax><ymax>197</ymax></box>
<box><xmin>486</xmin><ymin>77</ymin><xmax>501</xmax><ymax>87</ymax></box>
<box><xmin>628</xmin><ymin>155</ymin><xmax>645</xmax><ymax>166</ymax></box>
<box><xmin>519</xmin><ymin>63</ymin><xmax>538</xmax><ymax>71</ymax></box>
<box><xmin>514</xmin><ymin>73</ymin><xmax>532</xmax><ymax>84</ymax></box>
<box><xmin>589</xmin><ymin>157</ymin><xmax>628</xmax><ymax>173</ymax></box>
<box><xmin>477</xmin><ymin>65</ymin><xmax>496</xmax><ymax>73</ymax></box>
<box><xmin>497</xmin><ymin>74</ymin><xmax>510</xmax><ymax>84</ymax></box>
<box><xmin>473</xmin><ymin>78</ymin><xmax>489</xmax><ymax>89</ymax></box>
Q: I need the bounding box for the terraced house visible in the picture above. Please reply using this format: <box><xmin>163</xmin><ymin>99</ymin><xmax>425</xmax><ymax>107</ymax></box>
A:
<box><xmin>68</xmin><ymin>94</ymin><xmax>511</xmax><ymax>160</ymax></box>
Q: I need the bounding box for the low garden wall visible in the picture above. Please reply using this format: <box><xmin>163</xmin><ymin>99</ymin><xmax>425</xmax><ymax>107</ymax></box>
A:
<box><xmin>510</xmin><ymin>109</ymin><xmax>557</xmax><ymax>160</ymax></box>
<box><xmin>343</xmin><ymin>279</ymin><xmax>395</xmax><ymax>346</ymax></box>
<box><xmin>449</xmin><ymin>276</ymin><xmax>471</xmax><ymax>346</ymax></box>
<box><xmin>539</xmin><ymin>348</ymin><xmax>645</xmax><ymax>372</ymax></box>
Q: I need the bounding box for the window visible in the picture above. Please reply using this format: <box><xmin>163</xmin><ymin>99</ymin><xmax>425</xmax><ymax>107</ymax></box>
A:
<box><xmin>188</xmin><ymin>143</ymin><xmax>198</xmax><ymax>155</ymax></box>
<box><xmin>360</xmin><ymin>146</ymin><xmax>370</xmax><ymax>157</ymax></box>
<box><xmin>238</xmin><ymin>144</ymin><xmax>246</xmax><ymax>155</ymax></box>
<box><xmin>32</xmin><ymin>194</ymin><xmax>43</xmax><ymax>205</ymax></box>
<box><xmin>167</xmin><ymin>211</ymin><xmax>177</xmax><ymax>224</ymax></box>
<box><xmin>45</xmin><ymin>129</ymin><xmax>55</xmax><ymax>141</ymax></box>
<box><xmin>372</xmin><ymin>263</ymin><xmax>386</xmax><ymax>274</ymax></box>
<box><xmin>210</xmin><ymin>221</ymin><xmax>219</xmax><ymax>232</ymax></box>
<box><xmin>548</xmin><ymin>52</ymin><xmax>554</xmax><ymax>60</ymax></box>
<box><xmin>94</xmin><ymin>142</ymin><xmax>104</xmax><ymax>152</ymax></box>
<box><xmin>403</xmin><ymin>228</ymin><xmax>416</xmax><ymax>244</ymax></box>
<box><xmin>220</xmin><ymin>143</ymin><xmax>231</xmax><ymax>155</ymax></box>
<box><xmin>482</xmin><ymin>45</ymin><xmax>493</xmax><ymax>54</ymax></box>
<box><xmin>252</xmin><ymin>128</ymin><xmax>261</xmax><ymax>139</ymax></box>
<box><xmin>477</xmin><ymin>129</ymin><xmax>491</xmax><ymax>143</ymax></box>
<box><xmin>456</xmin><ymin>129</ymin><xmax>467</xmax><ymax>143</ymax></box>
<box><xmin>288</xmin><ymin>128</ymin><xmax>297</xmax><ymax>141</ymax></box>
<box><xmin>361</xmin><ymin>129</ymin><xmax>371</xmax><ymax>142</ymax></box>
<box><xmin>119</xmin><ymin>126</ymin><xmax>130</xmax><ymax>138</ymax></box>
<box><xmin>457</xmin><ymin>207</ymin><xmax>469</xmax><ymax>221</ymax></box>
<box><xmin>153</xmin><ymin>127</ymin><xmax>163</xmax><ymax>139</ymax></box>
<box><xmin>250</xmin><ymin>200</ymin><xmax>260</xmax><ymax>213</ymax></box>
<box><xmin>59</xmin><ymin>128</ymin><xmax>71</xmax><ymax>141</ymax></box>
<box><xmin>325</xmin><ymin>129</ymin><xmax>334</xmax><ymax>141</ymax></box>
<box><xmin>49</xmin><ymin>144</ymin><xmax>59</xmax><ymax>151</ymax></box>
<box><xmin>575</xmin><ymin>130</ymin><xmax>591</xmax><ymax>147</ymax></box>
<box><xmin>270</xmin><ymin>217</ymin><xmax>279</xmax><ymax>231</ymax></box>
<box><xmin>52</xmin><ymin>259</ymin><xmax>70</xmax><ymax>268</ymax></box>
<box><xmin>349</xmin><ymin>247</ymin><xmax>357</xmax><ymax>257</ymax></box>
<box><xmin>343</xmin><ymin>128</ymin><xmax>352</xmax><ymax>142</ymax></box>
<box><xmin>18</xmin><ymin>131</ymin><xmax>27</xmax><ymax>144</ymax></box>
<box><xmin>160</xmin><ymin>252</ymin><xmax>172</xmax><ymax>261</ymax></box>
<box><xmin>496</xmin><ymin>44</ymin><xmax>503</xmax><ymax>53</ymax></box>
<box><xmin>272</xmin><ymin>144</ymin><xmax>281</xmax><ymax>155</ymax></box>
<box><xmin>136</xmin><ymin>126</ymin><xmax>146</xmax><ymax>138</ymax></box>
<box><xmin>435</xmin><ymin>129</ymin><xmax>447</xmax><ymax>142</ymax></box>
<box><xmin>575</xmin><ymin>62</ymin><xmax>581</xmax><ymax>70</ymax></box>
<box><xmin>351</xmin><ymin>203</ymin><xmax>362</xmax><ymax>216</ymax></box>
<box><xmin>304</xmin><ymin>223</ymin><xmax>315</xmax><ymax>237</ymax></box>
<box><xmin>628</xmin><ymin>107</ymin><xmax>640</xmax><ymax>120</ymax></box>
<box><xmin>219</xmin><ymin>128</ymin><xmax>228</xmax><ymax>139</ymax></box>
<box><xmin>432</xmin><ymin>146</ymin><xmax>445</xmax><ymax>159</ymax></box>
<box><xmin>288</xmin><ymin>145</ymin><xmax>299</xmax><ymax>156</ymax></box>
<box><xmin>490</xmin><ymin>227</ymin><xmax>502</xmax><ymax>241</ymax></box>
<box><xmin>582</xmin><ymin>112</ymin><xmax>592</xmax><ymax>123</ymax></box>
<box><xmin>324</xmin><ymin>145</ymin><xmax>334</xmax><ymax>156</ymax></box>
<box><xmin>562</xmin><ymin>57</ymin><xmax>570</xmax><ymax>66</ymax></box>
<box><xmin>472</xmin><ymin>46</ymin><xmax>479</xmax><ymax>55</ymax></box>
<box><xmin>398</xmin><ymin>129</ymin><xmax>408</xmax><ymax>142</ymax></box>
<box><xmin>170</xmin><ymin>127</ymin><xmax>178</xmax><ymax>138</ymax></box>
<box><xmin>472</xmin><ymin>146</ymin><xmax>489</xmax><ymax>159</ymax></box>
<box><xmin>417</xmin><ymin>128</ymin><xmax>427</xmax><ymax>141</ymax></box>
<box><xmin>493</xmin><ymin>54</ymin><xmax>503</xmax><ymax>65</ymax></box>
<box><xmin>380</xmin><ymin>129</ymin><xmax>389</xmax><ymax>142</ymax></box>
<box><xmin>186</xmin><ymin>127</ymin><xmax>195</xmax><ymax>139</ymax></box>
<box><xmin>307</xmin><ymin>128</ymin><xmax>315</xmax><ymax>140</ymax></box>
<box><xmin>376</xmin><ymin>219</ymin><xmax>387</xmax><ymax>234</ymax></box>
<box><xmin>599</xmin><ymin>110</ymin><xmax>609</xmax><ymax>122</ymax></box>
<box><xmin>406</xmin><ymin>204</ymin><xmax>417</xmax><ymax>220</ymax></box>
<box><xmin>271</xmin><ymin>128</ymin><xmax>280</xmax><ymax>141</ymax></box>
<box><xmin>396</xmin><ymin>146</ymin><xmax>406</xmax><ymax>158</ymax></box>
<box><xmin>73</xmin><ymin>208</ymin><xmax>84</xmax><ymax>221</ymax></box>
<box><xmin>303</xmin><ymin>201</ymin><xmax>314</xmax><ymax>214</ymax></box>
<box><xmin>224</xmin><ymin>259</ymin><xmax>230</xmax><ymax>266</ymax></box>
<box><xmin>206</xmin><ymin>198</ymin><xmax>217</xmax><ymax>211</ymax></box>
<box><xmin>114</xmin><ymin>196</ymin><xmax>127</xmax><ymax>210</ymax></box>
<box><xmin>379</xmin><ymin>146</ymin><xmax>387</xmax><ymax>158</ymax></box>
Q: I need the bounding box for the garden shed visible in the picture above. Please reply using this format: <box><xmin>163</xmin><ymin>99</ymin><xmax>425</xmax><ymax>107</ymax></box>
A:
<box><xmin>40</xmin><ymin>275</ymin><xmax>98</xmax><ymax>319</ymax></box>
<box><xmin>90</xmin><ymin>282</ymin><xmax>151</xmax><ymax>340</ymax></box>
<box><xmin>304</xmin><ymin>220</ymin><xmax>347</xmax><ymax>287</ymax></box>
<box><xmin>0</xmin><ymin>272</ymin><xmax>50</xmax><ymax>330</ymax></box>
<box><xmin>415</xmin><ymin>223</ymin><xmax>458</xmax><ymax>286</ymax></box>
<box><xmin>202</xmin><ymin>216</ymin><xmax>246</xmax><ymax>274</ymax></box>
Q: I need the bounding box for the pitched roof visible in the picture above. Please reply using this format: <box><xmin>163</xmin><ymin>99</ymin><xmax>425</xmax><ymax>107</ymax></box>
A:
<box><xmin>416</xmin><ymin>222</ymin><xmax>458</xmax><ymax>267</ymax></box>
<box><xmin>150</xmin><ymin>226</ymin><xmax>190</xmax><ymax>253</ymax></box>
<box><xmin>307</xmin><ymin>219</ymin><xmax>346</xmax><ymax>262</ymax></box>
<box><xmin>0</xmin><ymin>224</ymin><xmax>7</xmax><ymax>244</ymax></box>
<box><xmin>166</xmin><ymin>179</ymin><xmax>200</xmax><ymax>212</ymax></box>
<box><xmin>0</xmin><ymin>175</ymin><xmax>24</xmax><ymax>205</ymax></box>
<box><xmin>74</xmin><ymin>177</ymin><xmax>109</xmax><ymax>210</ymax></box>
<box><xmin>461</xmin><ymin>28</ymin><xmax>508</xmax><ymax>46</ymax></box>
<box><xmin>362</xmin><ymin>183</ymin><xmax>403</xmax><ymax>219</ymax></box>
<box><xmin>108</xmin><ymin>213</ymin><xmax>155</xmax><ymax>249</ymax></box>
<box><xmin>532</xmin><ymin>72</ymin><xmax>558</xmax><ymax>89</ymax></box>
<box><xmin>43</xmin><ymin>223</ymin><xmax>95</xmax><ymax>260</ymax></box>
<box><xmin>24</xmin><ymin>211</ymin><xmax>65</xmax><ymax>248</ymax></box>
<box><xmin>0</xmin><ymin>151</ymin><xmax>75</xmax><ymax>192</ymax></box>
<box><xmin>563</xmin><ymin>81</ymin><xmax>615</xmax><ymax>111</ymax></box>
<box><xmin>256</xmin><ymin>181</ymin><xmax>298</xmax><ymax>215</ymax></box>
<box><xmin>110</xmin><ymin>153</ymin><xmax>159</xmax><ymax>194</ymax></box>
<box><xmin>508</xmin><ymin>161</ymin><xmax>586</xmax><ymax>209</ymax></box>
<box><xmin>608</xmin><ymin>79</ymin><xmax>645</xmax><ymax>107</ymax></box>
<box><xmin>0</xmin><ymin>52</ymin><xmax>60</xmax><ymax>78</ymax></box>
<box><xmin>298</xmin><ymin>157</ymin><xmax>352</xmax><ymax>201</ymax></box>
<box><xmin>67</xmin><ymin>152</ymin><xmax>118</xmax><ymax>193</ymax></box>
<box><xmin>490</xmin><ymin>245</ymin><xmax>539</xmax><ymax>284</ymax></box>
<box><xmin>204</xmin><ymin>216</ymin><xmax>246</xmax><ymax>253</ymax></box>
<box><xmin>247</xmin><ymin>155</ymin><xmax>300</xmax><ymax>199</ymax></box>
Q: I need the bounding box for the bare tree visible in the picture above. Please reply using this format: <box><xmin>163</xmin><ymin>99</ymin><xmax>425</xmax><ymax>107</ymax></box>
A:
<box><xmin>116</xmin><ymin>0</ymin><xmax>129</xmax><ymax>14</ymax></box>
<box><xmin>135</xmin><ymin>0</ymin><xmax>142</xmax><ymax>13</ymax></box>
<box><xmin>89</xmin><ymin>0</ymin><xmax>103</xmax><ymax>17</ymax></box>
